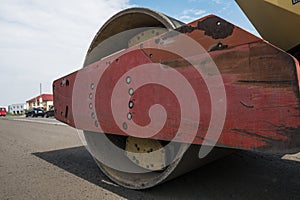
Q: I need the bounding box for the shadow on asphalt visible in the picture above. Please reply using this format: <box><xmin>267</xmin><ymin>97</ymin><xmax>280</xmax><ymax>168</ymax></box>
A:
<box><xmin>33</xmin><ymin>146</ymin><xmax>300</xmax><ymax>200</ymax></box>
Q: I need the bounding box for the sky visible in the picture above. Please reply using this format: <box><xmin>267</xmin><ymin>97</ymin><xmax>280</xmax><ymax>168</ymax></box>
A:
<box><xmin>0</xmin><ymin>0</ymin><xmax>259</xmax><ymax>107</ymax></box>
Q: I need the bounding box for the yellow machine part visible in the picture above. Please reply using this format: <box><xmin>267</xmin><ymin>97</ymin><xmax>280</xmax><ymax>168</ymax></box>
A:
<box><xmin>125</xmin><ymin>137</ymin><xmax>167</xmax><ymax>171</ymax></box>
<box><xmin>236</xmin><ymin>0</ymin><xmax>300</xmax><ymax>51</ymax></box>
<box><xmin>265</xmin><ymin>0</ymin><xmax>300</xmax><ymax>15</ymax></box>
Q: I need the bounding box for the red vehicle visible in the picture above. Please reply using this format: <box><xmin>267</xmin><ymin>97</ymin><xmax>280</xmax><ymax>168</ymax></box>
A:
<box><xmin>0</xmin><ymin>107</ymin><xmax>6</xmax><ymax>116</ymax></box>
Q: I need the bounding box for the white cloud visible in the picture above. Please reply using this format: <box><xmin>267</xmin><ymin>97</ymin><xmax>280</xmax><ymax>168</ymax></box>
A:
<box><xmin>212</xmin><ymin>0</ymin><xmax>222</xmax><ymax>4</ymax></box>
<box><xmin>211</xmin><ymin>0</ymin><xmax>232</xmax><ymax>12</ymax></box>
<box><xmin>0</xmin><ymin>0</ymin><xmax>131</xmax><ymax>106</ymax></box>
<box><xmin>180</xmin><ymin>15</ymin><xmax>192</xmax><ymax>21</ymax></box>
<box><xmin>222</xmin><ymin>2</ymin><xmax>232</xmax><ymax>11</ymax></box>
<box><xmin>183</xmin><ymin>9</ymin><xmax>205</xmax><ymax>15</ymax></box>
<box><xmin>179</xmin><ymin>9</ymin><xmax>206</xmax><ymax>23</ymax></box>
<box><xmin>195</xmin><ymin>9</ymin><xmax>206</xmax><ymax>15</ymax></box>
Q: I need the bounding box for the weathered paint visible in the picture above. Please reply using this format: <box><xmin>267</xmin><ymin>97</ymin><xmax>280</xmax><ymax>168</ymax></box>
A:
<box><xmin>53</xmin><ymin>15</ymin><xmax>300</xmax><ymax>154</ymax></box>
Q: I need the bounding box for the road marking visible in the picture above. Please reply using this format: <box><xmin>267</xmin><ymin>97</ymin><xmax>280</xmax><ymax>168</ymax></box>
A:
<box><xmin>282</xmin><ymin>153</ymin><xmax>300</xmax><ymax>162</ymax></box>
<box><xmin>8</xmin><ymin>118</ymin><xmax>67</xmax><ymax>126</ymax></box>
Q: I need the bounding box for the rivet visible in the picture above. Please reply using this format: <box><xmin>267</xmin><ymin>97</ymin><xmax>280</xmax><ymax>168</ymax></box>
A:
<box><xmin>129</xmin><ymin>101</ymin><xmax>134</xmax><ymax>109</ymax></box>
<box><xmin>217</xmin><ymin>21</ymin><xmax>221</xmax><ymax>26</ymax></box>
<box><xmin>123</xmin><ymin>122</ymin><xmax>128</xmax><ymax>130</ymax></box>
<box><xmin>89</xmin><ymin>93</ymin><xmax>93</xmax><ymax>99</ymax></box>
<box><xmin>90</xmin><ymin>83</ymin><xmax>95</xmax><ymax>90</ymax></box>
<box><xmin>91</xmin><ymin>112</ymin><xmax>95</xmax><ymax>119</ymax></box>
<box><xmin>129</xmin><ymin>88</ymin><xmax>134</xmax><ymax>96</ymax></box>
<box><xmin>95</xmin><ymin>120</ymin><xmax>98</xmax><ymax>127</ymax></box>
<box><xmin>126</xmin><ymin>76</ymin><xmax>131</xmax><ymax>84</ymax></box>
<box><xmin>89</xmin><ymin>103</ymin><xmax>93</xmax><ymax>109</ymax></box>
<box><xmin>127</xmin><ymin>113</ymin><xmax>132</xmax><ymax>120</ymax></box>
<box><xmin>61</xmin><ymin>79</ymin><xmax>66</xmax><ymax>86</ymax></box>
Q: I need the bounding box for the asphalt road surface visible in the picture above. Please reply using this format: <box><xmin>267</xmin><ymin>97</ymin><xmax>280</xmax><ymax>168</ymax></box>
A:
<box><xmin>0</xmin><ymin>116</ymin><xmax>299</xmax><ymax>200</ymax></box>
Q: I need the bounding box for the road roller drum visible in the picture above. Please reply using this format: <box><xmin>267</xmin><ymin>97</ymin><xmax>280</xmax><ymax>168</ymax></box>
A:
<box><xmin>53</xmin><ymin>2</ymin><xmax>300</xmax><ymax>189</ymax></box>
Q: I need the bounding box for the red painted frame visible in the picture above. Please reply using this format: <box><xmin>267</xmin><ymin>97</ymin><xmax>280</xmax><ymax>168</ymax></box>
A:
<box><xmin>53</xmin><ymin>15</ymin><xmax>300</xmax><ymax>154</ymax></box>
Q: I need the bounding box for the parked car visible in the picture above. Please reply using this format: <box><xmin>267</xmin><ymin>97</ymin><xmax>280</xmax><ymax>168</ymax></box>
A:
<box><xmin>44</xmin><ymin>108</ymin><xmax>54</xmax><ymax>118</ymax></box>
<box><xmin>0</xmin><ymin>107</ymin><xmax>6</xmax><ymax>116</ymax></box>
<box><xmin>25</xmin><ymin>108</ymin><xmax>45</xmax><ymax>117</ymax></box>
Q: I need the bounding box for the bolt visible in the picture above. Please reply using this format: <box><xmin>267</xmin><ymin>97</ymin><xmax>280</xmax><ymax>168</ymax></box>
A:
<box><xmin>128</xmin><ymin>88</ymin><xmax>134</xmax><ymax>96</ymax></box>
<box><xmin>127</xmin><ymin>113</ymin><xmax>132</xmax><ymax>120</ymax></box>
<box><xmin>123</xmin><ymin>122</ymin><xmax>128</xmax><ymax>130</ymax></box>
<box><xmin>126</xmin><ymin>76</ymin><xmax>131</xmax><ymax>84</ymax></box>
<box><xmin>90</xmin><ymin>83</ymin><xmax>95</xmax><ymax>90</ymax></box>
<box><xmin>129</xmin><ymin>101</ymin><xmax>134</xmax><ymax>109</ymax></box>
<box><xmin>61</xmin><ymin>79</ymin><xmax>66</xmax><ymax>86</ymax></box>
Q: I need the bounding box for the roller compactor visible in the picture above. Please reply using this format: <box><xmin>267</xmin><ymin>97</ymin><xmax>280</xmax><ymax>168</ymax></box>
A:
<box><xmin>53</xmin><ymin>0</ymin><xmax>300</xmax><ymax>189</ymax></box>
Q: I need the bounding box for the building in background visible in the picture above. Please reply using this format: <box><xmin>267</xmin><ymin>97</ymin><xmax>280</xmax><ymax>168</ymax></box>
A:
<box><xmin>8</xmin><ymin>103</ymin><xmax>26</xmax><ymax>114</ymax></box>
<box><xmin>26</xmin><ymin>94</ymin><xmax>53</xmax><ymax>111</ymax></box>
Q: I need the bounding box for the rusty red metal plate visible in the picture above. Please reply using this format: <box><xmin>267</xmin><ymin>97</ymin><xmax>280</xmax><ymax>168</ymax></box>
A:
<box><xmin>53</xmin><ymin>15</ymin><xmax>300</xmax><ymax>154</ymax></box>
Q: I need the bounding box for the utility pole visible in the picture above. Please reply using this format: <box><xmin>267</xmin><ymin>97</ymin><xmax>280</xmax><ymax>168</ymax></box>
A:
<box><xmin>39</xmin><ymin>83</ymin><xmax>42</xmax><ymax>108</ymax></box>
<box><xmin>40</xmin><ymin>83</ymin><xmax>42</xmax><ymax>96</ymax></box>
